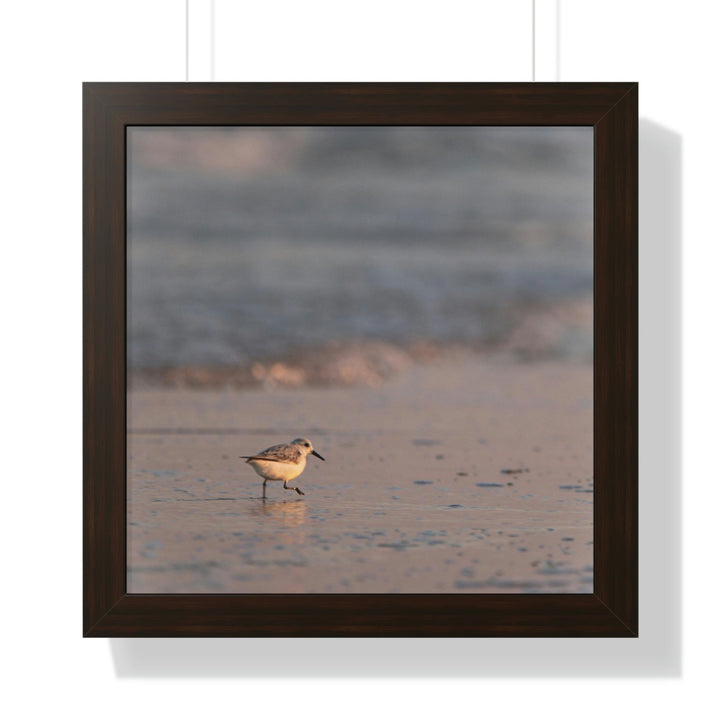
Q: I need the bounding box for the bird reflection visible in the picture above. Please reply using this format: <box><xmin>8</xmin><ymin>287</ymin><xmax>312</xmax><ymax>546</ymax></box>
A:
<box><xmin>249</xmin><ymin>499</ymin><xmax>307</xmax><ymax>528</ymax></box>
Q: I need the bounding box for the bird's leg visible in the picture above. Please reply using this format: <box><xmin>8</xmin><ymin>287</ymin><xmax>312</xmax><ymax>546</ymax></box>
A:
<box><xmin>262</xmin><ymin>479</ymin><xmax>267</xmax><ymax>500</ymax></box>
<box><xmin>283</xmin><ymin>481</ymin><xmax>305</xmax><ymax>496</ymax></box>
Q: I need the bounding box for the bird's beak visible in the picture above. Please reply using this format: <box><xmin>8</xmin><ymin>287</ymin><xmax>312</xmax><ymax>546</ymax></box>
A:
<box><xmin>311</xmin><ymin>450</ymin><xmax>325</xmax><ymax>461</ymax></box>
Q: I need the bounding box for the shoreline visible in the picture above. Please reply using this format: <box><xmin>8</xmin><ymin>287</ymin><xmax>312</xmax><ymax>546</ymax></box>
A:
<box><xmin>129</xmin><ymin>295</ymin><xmax>593</xmax><ymax>392</ymax></box>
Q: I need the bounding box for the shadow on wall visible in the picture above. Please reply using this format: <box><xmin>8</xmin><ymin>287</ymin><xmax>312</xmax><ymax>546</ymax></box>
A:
<box><xmin>109</xmin><ymin>119</ymin><xmax>682</xmax><ymax>678</ymax></box>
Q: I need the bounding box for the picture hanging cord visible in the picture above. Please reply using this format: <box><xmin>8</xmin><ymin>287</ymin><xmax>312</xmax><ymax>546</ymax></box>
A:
<box><xmin>187</xmin><ymin>1</ymin><xmax>537</xmax><ymax>83</ymax></box>
<box><xmin>532</xmin><ymin>0</ymin><xmax>536</xmax><ymax>81</ymax></box>
<box><xmin>210</xmin><ymin>0</ymin><xmax>215</xmax><ymax>81</ymax></box>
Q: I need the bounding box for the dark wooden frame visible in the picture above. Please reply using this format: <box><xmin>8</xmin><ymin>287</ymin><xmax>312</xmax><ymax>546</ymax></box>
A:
<box><xmin>84</xmin><ymin>83</ymin><xmax>637</xmax><ymax>637</ymax></box>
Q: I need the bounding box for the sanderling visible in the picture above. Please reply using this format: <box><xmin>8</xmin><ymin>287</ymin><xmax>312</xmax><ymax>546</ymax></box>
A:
<box><xmin>241</xmin><ymin>437</ymin><xmax>325</xmax><ymax>498</ymax></box>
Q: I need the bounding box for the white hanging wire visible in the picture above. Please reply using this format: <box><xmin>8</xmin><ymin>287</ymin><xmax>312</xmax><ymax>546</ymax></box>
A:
<box><xmin>210</xmin><ymin>0</ymin><xmax>215</xmax><ymax>81</ymax></box>
<box><xmin>185</xmin><ymin>0</ymin><xmax>189</xmax><ymax>81</ymax></box>
<box><xmin>532</xmin><ymin>0</ymin><xmax>536</xmax><ymax>81</ymax></box>
<box><xmin>185</xmin><ymin>1</ymin><xmax>216</xmax><ymax>81</ymax></box>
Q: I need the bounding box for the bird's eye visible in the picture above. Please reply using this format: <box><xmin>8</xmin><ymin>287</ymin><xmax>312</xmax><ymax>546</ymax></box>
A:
<box><xmin>304</xmin><ymin>442</ymin><xmax>310</xmax><ymax>447</ymax></box>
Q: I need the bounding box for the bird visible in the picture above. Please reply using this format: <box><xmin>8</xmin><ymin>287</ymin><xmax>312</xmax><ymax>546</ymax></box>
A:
<box><xmin>241</xmin><ymin>437</ymin><xmax>325</xmax><ymax>499</ymax></box>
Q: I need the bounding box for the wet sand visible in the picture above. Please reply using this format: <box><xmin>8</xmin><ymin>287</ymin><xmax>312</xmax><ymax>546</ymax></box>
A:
<box><xmin>127</xmin><ymin>358</ymin><xmax>593</xmax><ymax>593</ymax></box>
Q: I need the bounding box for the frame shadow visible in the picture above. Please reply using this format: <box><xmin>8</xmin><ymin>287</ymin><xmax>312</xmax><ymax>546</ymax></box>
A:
<box><xmin>108</xmin><ymin>118</ymin><xmax>680</xmax><ymax>677</ymax></box>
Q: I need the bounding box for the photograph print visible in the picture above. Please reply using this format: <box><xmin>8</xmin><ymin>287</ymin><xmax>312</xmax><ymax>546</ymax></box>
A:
<box><xmin>127</xmin><ymin>125</ymin><xmax>594</xmax><ymax>594</ymax></box>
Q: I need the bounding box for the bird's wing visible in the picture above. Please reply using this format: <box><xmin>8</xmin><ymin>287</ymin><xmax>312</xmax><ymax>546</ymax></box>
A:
<box><xmin>243</xmin><ymin>443</ymin><xmax>301</xmax><ymax>463</ymax></box>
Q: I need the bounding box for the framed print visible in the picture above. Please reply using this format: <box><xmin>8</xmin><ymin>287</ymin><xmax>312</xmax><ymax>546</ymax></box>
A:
<box><xmin>84</xmin><ymin>83</ymin><xmax>637</xmax><ymax>636</ymax></box>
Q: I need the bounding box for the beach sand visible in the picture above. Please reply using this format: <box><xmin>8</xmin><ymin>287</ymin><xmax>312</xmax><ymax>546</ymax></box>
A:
<box><xmin>127</xmin><ymin>357</ymin><xmax>593</xmax><ymax>593</ymax></box>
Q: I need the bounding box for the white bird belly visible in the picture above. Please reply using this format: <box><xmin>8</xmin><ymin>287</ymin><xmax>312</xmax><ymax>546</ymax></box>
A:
<box><xmin>248</xmin><ymin>458</ymin><xmax>305</xmax><ymax>482</ymax></box>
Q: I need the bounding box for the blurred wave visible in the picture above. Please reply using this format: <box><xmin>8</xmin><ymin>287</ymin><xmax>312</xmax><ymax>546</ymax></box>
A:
<box><xmin>128</xmin><ymin>127</ymin><xmax>593</xmax><ymax>384</ymax></box>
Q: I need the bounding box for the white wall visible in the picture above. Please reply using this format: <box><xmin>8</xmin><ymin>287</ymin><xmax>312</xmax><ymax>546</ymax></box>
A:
<box><xmin>3</xmin><ymin>0</ymin><xmax>716</xmax><ymax>717</ymax></box>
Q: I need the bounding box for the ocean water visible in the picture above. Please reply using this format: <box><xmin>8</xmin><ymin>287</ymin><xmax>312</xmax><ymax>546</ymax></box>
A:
<box><xmin>128</xmin><ymin>127</ymin><xmax>593</xmax><ymax>372</ymax></box>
